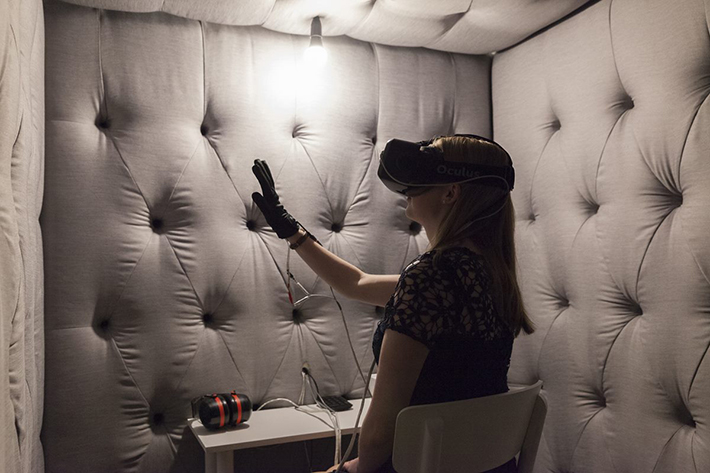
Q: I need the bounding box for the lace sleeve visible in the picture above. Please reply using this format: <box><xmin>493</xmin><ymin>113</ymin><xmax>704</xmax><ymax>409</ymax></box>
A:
<box><xmin>385</xmin><ymin>257</ymin><xmax>456</xmax><ymax>348</ymax></box>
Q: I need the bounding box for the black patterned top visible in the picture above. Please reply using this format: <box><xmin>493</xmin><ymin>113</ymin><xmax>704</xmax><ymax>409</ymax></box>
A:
<box><xmin>373</xmin><ymin>246</ymin><xmax>513</xmax><ymax>403</ymax></box>
<box><xmin>371</xmin><ymin>246</ymin><xmax>516</xmax><ymax>472</ymax></box>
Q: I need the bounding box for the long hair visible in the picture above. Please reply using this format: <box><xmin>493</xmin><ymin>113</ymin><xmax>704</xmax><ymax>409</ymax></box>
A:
<box><xmin>428</xmin><ymin>136</ymin><xmax>534</xmax><ymax>336</ymax></box>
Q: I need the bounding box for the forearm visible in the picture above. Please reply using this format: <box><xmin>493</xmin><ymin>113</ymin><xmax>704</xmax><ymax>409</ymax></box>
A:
<box><xmin>286</xmin><ymin>228</ymin><xmax>368</xmax><ymax>302</ymax></box>
<box><xmin>354</xmin><ymin>330</ymin><xmax>430</xmax><ymax>473</ymax></box>
<box><xmin>354</xmin><ymin>414</ymin><xmax>396</xmax><ymax>473</ymax></box>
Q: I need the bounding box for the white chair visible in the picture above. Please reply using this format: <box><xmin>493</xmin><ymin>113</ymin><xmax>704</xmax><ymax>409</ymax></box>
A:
<box><xmin>392</xmin><ymin>381</ymin><xmax>546</xmax><ymax>473</ymax></box>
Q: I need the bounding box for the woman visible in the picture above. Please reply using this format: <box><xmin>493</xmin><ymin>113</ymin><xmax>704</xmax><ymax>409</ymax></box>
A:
<box><xmin>251</xmin><ymin>134</ymin><xmax>534</xmax><ymax>473</ymax></box>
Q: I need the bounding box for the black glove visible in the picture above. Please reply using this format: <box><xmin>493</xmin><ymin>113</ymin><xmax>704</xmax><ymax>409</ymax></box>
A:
<box><xmin>251</xmin><ymin>159</ymin><xmax>300</xmax><ymax>239</ymax></box>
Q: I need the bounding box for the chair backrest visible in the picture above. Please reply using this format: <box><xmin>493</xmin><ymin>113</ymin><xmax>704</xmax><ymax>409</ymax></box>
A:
<box><xmin>392</xmin><ymin>381</ymin><xmax>547</xmax><ymax>473</ymax></box>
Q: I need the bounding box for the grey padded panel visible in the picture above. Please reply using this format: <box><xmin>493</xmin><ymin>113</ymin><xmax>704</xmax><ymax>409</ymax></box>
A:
<box><xmin>50</xmin><ymin>0</ymin><xmax>592</xmax><ymax>55</ymax></box>
<box><xmin>493</xmin><ymin>0</ymin><xmax>710</xmax><ymax>471</ymax></box>
<box><xmin>0</xmin><ymin>0</ymin><xmax>45</xmax><ymax>472</ymax></box>
<box><xmin>41</xmin><ymin>2</ymin><xmax>491</xmax><ymax>471</ymax></box>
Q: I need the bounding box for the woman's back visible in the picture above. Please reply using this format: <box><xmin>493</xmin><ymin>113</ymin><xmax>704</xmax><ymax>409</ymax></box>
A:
<box><xmin>372</xmin><ymin>246</ymin><xmax>516</xmax><ymax>472</ymax></box>
<box><xmin>373</xmin><ymin>246</ymin><xmax>513</xmax><ymax>405</ymax></box>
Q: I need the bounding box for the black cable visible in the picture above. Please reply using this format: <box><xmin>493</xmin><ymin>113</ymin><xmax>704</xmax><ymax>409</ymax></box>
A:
<box><xmin>304</xmin><ymin>370</ymin><xmax>321</xmax><ymax>395</ymax></box>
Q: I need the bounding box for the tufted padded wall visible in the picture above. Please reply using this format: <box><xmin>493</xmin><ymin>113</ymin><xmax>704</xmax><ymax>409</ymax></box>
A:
<box><xmin>40</xmin><ymin>1</ymin><xmax>491</xmax><ymax>471</ymax></box>
<box><xmin>0</xmin><ymin>0</ymin><xmax>45</xmax><ymax>472</ymax></box>
<box><xmin>494</xmin><ymin>0</ymin><xmax>710</xmax><ymax>472</ymax></box>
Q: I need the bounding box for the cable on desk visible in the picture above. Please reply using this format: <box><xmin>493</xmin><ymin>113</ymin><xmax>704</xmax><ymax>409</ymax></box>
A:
<box><xmin>256</xmin><ymin>397</ymin><xmax>335</xmax><ymax>430</ymax></box>
<box><xmin>305</xmin><ymin>371</ymin><xmax>342</xmax><ymax>465</ymax></box>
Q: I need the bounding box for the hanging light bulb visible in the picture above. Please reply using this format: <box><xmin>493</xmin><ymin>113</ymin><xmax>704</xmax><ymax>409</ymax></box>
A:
<box><xmin>304</xmin><ymin>16</ymin><xmax>327</xmax><ymax>67</ymax></box>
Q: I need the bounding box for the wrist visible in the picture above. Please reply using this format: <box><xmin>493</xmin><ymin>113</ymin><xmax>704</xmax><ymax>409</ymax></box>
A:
<box><xmin>286</xmin><ymin>228</ymin><xmax>306</xmax><ymax>245</ymax></box>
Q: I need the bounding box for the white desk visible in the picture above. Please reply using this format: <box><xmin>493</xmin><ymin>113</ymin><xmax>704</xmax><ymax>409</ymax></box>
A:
<box><xmin>189</xmin><ymin>398</ymin><xmax>371</xmax><ymax>473</ymax></box>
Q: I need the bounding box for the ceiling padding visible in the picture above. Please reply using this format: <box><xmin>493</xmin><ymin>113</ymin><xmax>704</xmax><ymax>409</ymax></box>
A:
<box><xmin>51</xmin><ymin>0</ymin><xmax>592</xmax><ymax>54</ymax></box>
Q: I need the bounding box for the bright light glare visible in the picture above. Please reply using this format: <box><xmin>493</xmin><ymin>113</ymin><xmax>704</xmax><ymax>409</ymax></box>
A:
<box><xmin>265</xmin><ymin>54</ymin><xmax>326</xmax><ymax>104</ymax></box>
<box><xmin>304</xmin><ymin>45</ymin><xmax>328</xmax><ymax>68</ymax></box>
<box><xmin>265</xmin><ymin>57</ymin><xmax>296</xmax><ymax>105</ymax></box>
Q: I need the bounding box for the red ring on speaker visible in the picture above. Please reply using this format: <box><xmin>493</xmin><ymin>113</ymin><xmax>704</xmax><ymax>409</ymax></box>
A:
<box><xmin>233</xmin><ymin>394</ymin><xmax>242</xmax><ymax>424</ymax></box>
<box><xmin>214</xmin><ymin>396</ymin><xmax>225</xmax><ymax>427</ymax></box>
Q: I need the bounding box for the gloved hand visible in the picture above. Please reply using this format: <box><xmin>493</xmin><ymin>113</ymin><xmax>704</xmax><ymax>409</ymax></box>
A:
<box><xmin>251</xmin><ymin>159</ymin><xmax>300</xmax><ymax>239</ymax></box>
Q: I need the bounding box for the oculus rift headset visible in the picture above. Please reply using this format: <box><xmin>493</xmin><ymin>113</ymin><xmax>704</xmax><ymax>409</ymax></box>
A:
<box><xmin>377</xmin><ymin>134</ymin><xmax>515</xmax><ymax>195</ymax></box>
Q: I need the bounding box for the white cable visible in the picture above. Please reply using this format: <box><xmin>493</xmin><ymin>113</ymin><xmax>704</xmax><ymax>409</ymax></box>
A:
<box><xmin>449</xmin><ymin>195</ymin><xmax>509</xmax><ymax>241</ymax></box>
<box><xmin>256</xmin><ymin>398</ymin><xmax>296</xmax><ymax>411</ymax></box>
<box><xmin>296</xmin><ymin>406</ymin><xmax>336</xmax><ymax>430</ymax></box>
<box><xmin>308</xmin><ymin>375</ymin><xmax>341</xmax><ymax>464</ymax></box>
<box><xmin>285</xmin><ymin>235</ymin><xmax>376</xmax><ymax>468</ymax></box>
<box><xmin>257</xmin><ymin>397</ymin><xmax>337</xmax><ymax>430</ymax></box>
<box><xmin>330</xmin><ymin>287</ymin><xmax>373</xmax><ymax>398</ymax></box>
<box><xmin>298</xmin><ymin>371</ymin><xmax>307</xmax><ymax>405</ymax></box>
<box><xmin>285</xmin><ymin>240</ymin><xmax>372</xmax><ymax>398</ymax></box>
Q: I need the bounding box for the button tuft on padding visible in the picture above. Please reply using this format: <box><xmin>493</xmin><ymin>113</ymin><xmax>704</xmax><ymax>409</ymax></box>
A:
<box><xmin>246</xmin><ymin>220</ymin><xmax>256</xmax><ymax>231</ymax></box>
<box><xmin>624</xmin><ymin>96</ymin><xmax>635</xmax><ymax>110</ymax></box>
<box><xmin>151</xmin><ymin>218</ymin><xmax>164</xmax><ymax>233</ymax></box>
<box><xmin>149</xmin><ymin>411</ymin><xmax>166</xmax><ymax>433</ymax></box>
<box><xmin>626</xmin><ymin>299</ymin><xmax>642</xmax><ymax>317</ymax></box>
<box><xmin>409</xmin><ymin>222</ymin><xmax>422</xmax><ymax>234</ymax></box>
<box><xmin>96</xmin><ymin>117</ymin><xmax>110</xmax><ymax>129</ymax></box>
<box><xmin>292</xmin><ymin>309</ymin><xmax>302</xmax><ymax>324</ymax></box>
<box><xmin>672</xmin><ymin>193</ymin><xmax>683</xmax><ymax>208</ymax></box>
<box><xmin>200</xmin><ymin>124</ymin><xmax>209</xmax><ymax>136</ymax></box>
<box><xmin>203</xmin><ymin>313</ymin><xmax>213</xmax><ymax>325</ymax></box>
<box><xmin>151</xmin><ymin>413</ymin><xmax>164</xmax><ymax>428</ymax></box>
<box><xmin>94</xmin><ymin>318</ymin><xmax>112</xmax><ymax>339</ymax></box>
<box><xmin>331</xmin><ymin>223</ymin><xmax>343</xmax><ymax>232</ymax></box>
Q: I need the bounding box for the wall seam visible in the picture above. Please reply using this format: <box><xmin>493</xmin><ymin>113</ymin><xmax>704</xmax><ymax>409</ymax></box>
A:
<box><xmin>215</xmin><ymin>328</ymin><xmax>253</xmax><ymax>398</ymax></box>
<box><xmin>650</xmin><ymin>425</ymin><xmax>689</xmax><ymax>473</ymax></box>
<box><xmin>98</xmin><ymin>9</ymin><xmax>107</xmax><ymax>123</ymax></box>
<box><xmin>488</xmin><ymin>54</ymin><xmax>494</xmax><ymax>139</ymax></box>
<box><xmin>201</xmin><ymin>21</ymin><xmax>206</xmax><ymax>120</ymax></box>
<box><xmin>677</xmin><ymin>92</ymin><xmax>709</xmax><ymax>200</ymax></box>
<box><xmin>568</xmin><ymin>406</ymin><xmax>604</xmax><ymax>471</ymax></box>
<box><xmin>164</xmin><ymin>232</ymin><xmax>205</xmax><ymax>310</ymax></box>
<box><xmin>676</xmin><ymin>159</ymin><xmax>710</xmax><ymax>288</ymax></box>
<box><xmin>631</xmin><ymin>125</ymin><xmax>677</xmax><ymax>302</ymax></box>
<box><xmin>608</xmin><ymin>0</ymin><xmax>629</xmax><ymax>98</ymax></box>
<box><xmin>496</xmin><ymin>0</ymin><xmax>603</xmax><ymax>54</ymax></box>
<box><xmin>593</xmin><ymin>108</ymin><xmax>627</xmax><ymax>206</ymax></box>
<box><xmin>449</xmin><ymin>52</ymin><xmax>456</xmax><ymax>134</ymax></box>
<box><xmin>261</xmin><ymin>325</ymin><xmax>300</xmax><ymax>398</ymax></box>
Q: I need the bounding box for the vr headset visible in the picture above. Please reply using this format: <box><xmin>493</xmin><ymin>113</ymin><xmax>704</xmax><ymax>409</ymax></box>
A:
<box><xmin>377</xmin><ymin>134</ymin><xmax>515</xmax><ymax>195</ymax></box>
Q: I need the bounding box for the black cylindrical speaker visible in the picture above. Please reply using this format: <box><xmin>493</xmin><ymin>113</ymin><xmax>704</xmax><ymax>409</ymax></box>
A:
<box><xmin>193</xmin><ymin>392</ymin><xmax>252</xmax><ymax>430</ymax></box>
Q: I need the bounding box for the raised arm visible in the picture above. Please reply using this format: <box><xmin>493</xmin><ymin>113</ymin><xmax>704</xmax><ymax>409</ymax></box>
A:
<box><xmin>284</xmin><ymin>228</ymin><xmax>398</xmax><ymax>306</ymax></box>
<box><xmin>252</xmin><ymin>159</ymin><xmax>398</xmax><ymax>307</ymax></box>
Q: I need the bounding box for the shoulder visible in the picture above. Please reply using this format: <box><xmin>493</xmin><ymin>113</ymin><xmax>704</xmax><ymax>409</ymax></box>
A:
<box><xmin>395</xmin><ymin>247</ymin><xmax>485</xmax><ymax>296</ymax></box>
<box><xmin>397</xmin><ymin>250</ymin><xmax>446</xmax><ymax>289</ymax></box>
<box><xmin>405</xmin><ymin>247</ymin><xmax>485</xmax><ymax>274</ymax></box>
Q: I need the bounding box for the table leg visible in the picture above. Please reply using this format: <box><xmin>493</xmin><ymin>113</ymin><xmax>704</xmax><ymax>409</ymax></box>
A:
<box><xmin>205</xmin><ymin>450</ymin><xmax>234</xmax><ymax>473</ymax></box>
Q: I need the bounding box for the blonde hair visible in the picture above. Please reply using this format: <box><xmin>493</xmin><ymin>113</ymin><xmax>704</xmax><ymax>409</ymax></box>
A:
<box><xmin>428</xmin><ymin>136</ymin><xmax>534</xmax><ymax>336</ymax></box>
